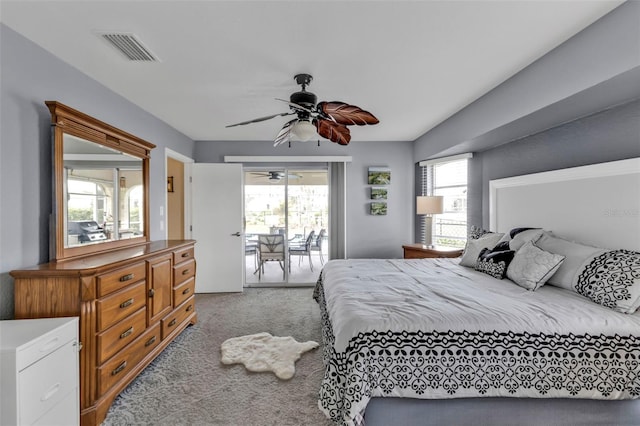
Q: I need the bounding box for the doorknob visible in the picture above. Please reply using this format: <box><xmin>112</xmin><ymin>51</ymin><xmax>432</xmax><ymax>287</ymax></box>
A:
<box><xmin>231</xmin><ymin>232</ymin><xmax>241</xmax><ymax>237</ymax></box>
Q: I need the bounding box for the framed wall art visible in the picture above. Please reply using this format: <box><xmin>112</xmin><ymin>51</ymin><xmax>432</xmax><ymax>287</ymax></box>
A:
<box><xmin>368</xmin><ymin>167</ymin><xmax>390</xmax><ymax>185</ymax></box>
<box><xmin>370</xmin><ymin>186</ymin><xmax>388</xmax><ymax>200</ymax></box>
<box><xmin>370</xmin><ymin>202</ymin><xmax>387</xmax><ymax>216</ymax></box>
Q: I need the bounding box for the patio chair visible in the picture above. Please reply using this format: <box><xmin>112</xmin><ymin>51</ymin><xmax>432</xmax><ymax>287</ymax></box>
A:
<box><xmin>288</xmin><ymin>230</ymin><xmax>315</xmax><ymax>272</ymax></box>
<box><xmin>310</xmin><ymin>228</ymin><xmax>326</xmax><ymax>265</ymax></box>
<box><xmin>258</xmin><ymin>234</ymin><xmax>285</xmax><ymax>280</ymax></box>
<box><xmin>245</xmin><ymin>243</ymin><xmax>258</xmax><ymax>270</ymax></box>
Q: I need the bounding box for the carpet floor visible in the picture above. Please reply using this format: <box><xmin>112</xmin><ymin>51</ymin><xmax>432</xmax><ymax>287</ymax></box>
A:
<box><xmin>103</xmin><ymin>288</ymin><xmax>334</xmax><ymax>426</ymax></box>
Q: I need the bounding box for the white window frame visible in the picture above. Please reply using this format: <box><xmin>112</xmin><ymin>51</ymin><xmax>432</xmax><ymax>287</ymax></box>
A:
<box><xmin>419</xmin><ymin>153</ymin><xmax>472</xmax><ymax>248</ymax></box>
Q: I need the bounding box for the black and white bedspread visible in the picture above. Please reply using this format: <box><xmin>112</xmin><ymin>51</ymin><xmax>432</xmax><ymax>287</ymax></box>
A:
<box><xmin>313</xmin><ymin>258</ymin><xmax>640</xmax><ymax>426</ymax></box>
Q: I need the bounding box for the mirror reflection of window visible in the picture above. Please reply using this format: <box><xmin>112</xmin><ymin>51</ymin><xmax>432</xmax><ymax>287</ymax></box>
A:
<box><xmin>63</xmin><ymin>135</ymin><xmax>144</xmax><ymax>248</ymax></box>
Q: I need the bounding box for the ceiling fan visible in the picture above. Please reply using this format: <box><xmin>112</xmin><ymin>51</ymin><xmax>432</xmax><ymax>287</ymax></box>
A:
<box><xmin>250</xmin><ymin>171</ymin><xmax>301</xmax><ymax>182</ymax></box>
<box><xmin>226</xmin><ymin>74</ymin><xmax>379</xmax><ymax>146</ymax></box>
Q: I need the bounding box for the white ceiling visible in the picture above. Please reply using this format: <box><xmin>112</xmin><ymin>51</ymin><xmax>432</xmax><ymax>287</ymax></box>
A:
<box><xmin>0</xmin><ymin>0</ymin><xmax>623</xmax><ymax>143</ymax></box>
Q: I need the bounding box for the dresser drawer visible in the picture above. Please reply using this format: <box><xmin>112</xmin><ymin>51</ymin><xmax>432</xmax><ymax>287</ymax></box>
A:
<box><xmin>173</xmin><ymin>245</ymin><xmax>195</xmax><ymax>265</ymax></box>
<box><xmin>32</xmin><ymin>388</ymin><xmax>78</xmax><ymax>426</ymax></box>
<box><xmin>18</xmin><ymin>340</ymin><xmax>78</xmax><ymax>426</ymax></box>
<box><xmin>96</xmin><ymin>282</ymin><xmax>146</xmax><ymax>332</ymax></box>
<box><xmin>173</xmin><ymin>259</ymin><xmax>195</xmax><ymax>286</ymax></box>
<box><xmin>97</xmin><ymin>323</ymin><xmax>161</xmax><ymax>396</ymax></box>
<box><xmin>97</xmin><ymin>262</ymin><xmax>147</xmax><ymax>297</ymax></box>
<box><xmin>15</xmin><ymin>318</ymin><xmax>77</xmax><ymax>371</ymax></box>
<box><xmin>162</xmin><ymin>297</ymin><xmax>195</xmax><ymax>339</ymax></box>
<box><xmin>97</xmin><ymin>308</ymin><xmax>146</xmax><ymax>364</ymax></box>
<box><xmin>173</xmin><ymin>277</ymin><xmax>195</xmax><ymax>307</ymax></box>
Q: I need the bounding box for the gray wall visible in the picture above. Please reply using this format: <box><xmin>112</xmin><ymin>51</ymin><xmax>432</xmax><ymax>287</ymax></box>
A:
<box><xmin>194</xmin><ymin>140</ymin><xmax>415</xmax><ymax>259</ymax></box>
<box><xmin>0</xmin><ymin>25</ymin><xmax>195</xmax><ymax>319</ymax></box>
<box><xmin>413</xmin><ymin>1</ymin><xmax>640</xmax><ymax>163</ymax></box>
<box><xmin>470</xmin><ymin>99</ymin><xmax>640</xmax><ymax>230</ymax></box>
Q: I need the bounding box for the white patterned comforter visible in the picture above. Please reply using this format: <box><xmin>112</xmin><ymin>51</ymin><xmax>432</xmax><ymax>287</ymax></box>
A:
<box><xmin>313</xmin><ymin>258</ymin><xmax>640</xmax><ymax>426</ymax></box>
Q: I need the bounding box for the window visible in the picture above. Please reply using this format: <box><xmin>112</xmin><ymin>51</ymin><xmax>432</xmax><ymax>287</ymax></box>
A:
<box><xmin>420</xmin><ymin>154</ymin><xmax>471</xmax><ymax>248</ymax></box>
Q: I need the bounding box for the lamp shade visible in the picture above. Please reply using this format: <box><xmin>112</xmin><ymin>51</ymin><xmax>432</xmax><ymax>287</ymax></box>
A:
<box><xmin>416</xmin><ymin>196</ymin><xmax>443</xmax><ymax>215</ymax></box>
<box><xmin>291</xmin><ymin>120</ymin><xmax>316</xmax><ymax>142</ymax></box>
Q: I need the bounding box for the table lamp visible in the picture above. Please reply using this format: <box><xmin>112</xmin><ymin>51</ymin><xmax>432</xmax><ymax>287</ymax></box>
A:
<box><xmin>416</xmin><ymin>196</ymin><xmax>444</xmax><ymax>248</ymax></box>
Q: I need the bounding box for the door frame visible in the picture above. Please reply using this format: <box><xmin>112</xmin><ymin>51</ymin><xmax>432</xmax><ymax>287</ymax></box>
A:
<box><xmin>164</xmin><ymin>148</ymin><xmax>194</xmax><ymax>240</ymax></box>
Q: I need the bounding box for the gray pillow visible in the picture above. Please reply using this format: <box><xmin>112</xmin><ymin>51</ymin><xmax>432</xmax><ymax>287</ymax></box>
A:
<box><xmin>496</xmin><ymin>227</ymin><xmax>544</xmax><ymax>251</ymax></box>
<box><xmin>534</xmin><ymin>232</ymin><xmax>605</xmax><ymax>291</ymax></box>
<box><xmin>506</xmin><ymin>241</ymin><xmax>565</xmax><ymax>291</ymax></box>
<box><xmin>459</xmin><ymin>232</ymin><xmax>504</xmax><ymax>268</ymax></box>
<box><xmin>508</xmin><ymin>229</ymin><xmax>545</xmax><ymax>251</ymax></box>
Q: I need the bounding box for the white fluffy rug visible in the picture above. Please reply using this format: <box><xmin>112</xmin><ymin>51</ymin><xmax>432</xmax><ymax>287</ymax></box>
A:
<box><xmin>221</xmin><ymin>332</ymin><xmax>319</xmax><ymax>380</ymax></box>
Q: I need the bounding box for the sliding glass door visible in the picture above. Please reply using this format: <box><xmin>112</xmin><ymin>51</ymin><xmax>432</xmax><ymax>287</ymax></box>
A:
<box><xmin>244</xmin><ymin>167</ymin><xmax>328</xmax><ymax>286</ymax></box>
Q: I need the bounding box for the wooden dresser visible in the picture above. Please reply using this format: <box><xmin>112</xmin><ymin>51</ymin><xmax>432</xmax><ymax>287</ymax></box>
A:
<box><xmin>10</xmin><ymin>240</ymin><xmax>197</xmax><ymax>426</ymax></box>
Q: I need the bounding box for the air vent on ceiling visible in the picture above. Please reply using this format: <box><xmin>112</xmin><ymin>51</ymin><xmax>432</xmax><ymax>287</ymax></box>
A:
<box><xmin>99</xmin><ymin>32</ymin><xmax>159</xmax><ymax>62</ymax></box>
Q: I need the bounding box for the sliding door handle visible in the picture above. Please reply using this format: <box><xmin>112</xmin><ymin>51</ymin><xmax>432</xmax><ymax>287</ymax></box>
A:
<box><xmin>231</xmin><ymin>232</ymin><xmax>241</xmax><ymax>237</ymax></box>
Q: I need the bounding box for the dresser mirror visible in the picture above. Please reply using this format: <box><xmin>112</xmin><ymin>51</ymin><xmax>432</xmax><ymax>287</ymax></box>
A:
<box><xmin>48</xmin><ymin>101</ymin><xmax>155</xmax><ymax>261</ymax></box>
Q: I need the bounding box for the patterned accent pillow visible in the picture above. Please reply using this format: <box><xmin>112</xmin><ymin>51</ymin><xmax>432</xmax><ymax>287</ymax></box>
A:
<box><xmin>506</xmin><ymin>241</ymin><xmax>565</xmax><ymax>291</ymax></box>
<box><xmin>574</xmin><ymin>250</ymin><xmax>640</xmax><ymax>314</ymax></box>
<box><xmin>475</xmin><ymin>247</ymin><xmax>515</xmax><ymax>279</ymax></box>
<box><xmin>459</xmin><ymin>232</ymin><xmax>504</xmax><ymax>268</ymax></box>
<box><xmin>468</xmin><ymin>225</ymin><xmax>490</xmax><ymax>240</ymax></box>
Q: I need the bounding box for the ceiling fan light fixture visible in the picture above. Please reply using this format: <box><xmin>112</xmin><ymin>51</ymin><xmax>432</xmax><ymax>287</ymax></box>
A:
<box><xmin>291</xmin><ymin>120</ymin><xmax>316</xmax><ymax>142</ymax></box>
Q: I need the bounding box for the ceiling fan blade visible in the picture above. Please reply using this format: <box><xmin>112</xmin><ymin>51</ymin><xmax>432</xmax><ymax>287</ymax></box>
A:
<box><xmin>315</xmin><ymin>118</ymin><xmax>351</xmax><ymax>145</ymax></box>
<box><xmin>275</xmin><ymin>98</ymin><xmax>313</xmax><ymax>114</ymax></box>
<box><xmin>317</xmin><ymin>102</ymin><xmax>379</xmax><ymax>126</ymax></box>
<box><xmin>226</xmin><ymin>112</ymin><xmax>294</xmax><ymax>128</ymax></box>
<box><xmin>274</xmin><ymin>119</ymin><xmax>298</xmax><ymax>147</ymax></box>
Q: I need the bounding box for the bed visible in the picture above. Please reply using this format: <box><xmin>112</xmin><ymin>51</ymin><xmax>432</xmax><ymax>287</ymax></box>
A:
<box><xmin>313</xmin><ymin>158</ymin><xmax>640</xmax><ymax>426</ymax></box>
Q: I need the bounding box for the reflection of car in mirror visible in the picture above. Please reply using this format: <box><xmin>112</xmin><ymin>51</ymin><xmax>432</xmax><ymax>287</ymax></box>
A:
<box><xmin>68</xmin><ymin>220</ymin><xmax>107</xmax><ymax>243</ymax></box>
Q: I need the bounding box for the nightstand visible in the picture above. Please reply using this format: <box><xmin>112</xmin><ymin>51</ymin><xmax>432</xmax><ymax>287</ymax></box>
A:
<box><xmin>0</xmin><ymin>317</ymin><xmax>80</xmax><ymax>426</ymax></box>
<box><xmin>402</xmin><ymin>244</ymin><xmax>463</xmax><ymax>259</ymax></box>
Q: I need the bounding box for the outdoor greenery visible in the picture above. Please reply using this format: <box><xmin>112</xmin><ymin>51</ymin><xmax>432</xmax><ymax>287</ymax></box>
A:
<box><xmin>68</xmin><ymin>207</ymin><xmax>94</xmax><ymax>221</ymax></box>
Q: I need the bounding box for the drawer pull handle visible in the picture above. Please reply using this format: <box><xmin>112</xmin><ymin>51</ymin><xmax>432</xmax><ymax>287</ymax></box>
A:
<box><xmin>39</xmin><ymin>337</ymin><xmax>59</xmax><ymax>353</ymax></box>
<box><xmin>168</xmin><ymin>319</ymin><xmax>177</xmax><ymax>327</ymax></box>
<box><xmin>120</xmin><ymin>298</ymin><xmax>134</xmax><ymax>308</ymax></box>
<box><xmin>182</xmin><ymin>269</ymin><xmax>190</xmax><ymax>275</ymax></box>
<box><xmin>181</xmin><ymin>252</ymin><xmax>190</xmax><ymax>258</ymax></box>
<box><xmin>148</xmin><ymin>289</ymin><xmax>155</xmax><ymax>297</ymax></box>
<box><xmin>119</xmin><ymin>273</ymin><xmax>134</xmax><ymax>282</ymax></box>
<box><xmin>120</xmin><ymin>327</ymin><xmax>133</xmax><ymax>339</ymax></box>
<box><xmin>145</xmin><ymin>335</ymin><xmax>157</xmax><ymax>347</ymax></box>
<box><xmin>186</xmin><ymin>305</ymin><xmax>193</xmax><ymax>312</ymax></box>
<box><xmin>41</xmin><ymin>382</ymin><xmax>61</xmax><ymax>401</ymax></box>
<box><xmin>182</xmin><ymin>287</ymin><xmax>191</xmax><ymax>295</ymax></box>
<box><xmin>112</xmin><ymin>361</ymin><xmax>127</xmax><ymax>376</ymax></box>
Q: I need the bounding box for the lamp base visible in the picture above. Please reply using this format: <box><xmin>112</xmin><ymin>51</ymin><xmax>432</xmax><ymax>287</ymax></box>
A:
<box><xmin>424</xmin><ymin>215</ymin><xmax>434</xmax><ymax>247</ymax></box>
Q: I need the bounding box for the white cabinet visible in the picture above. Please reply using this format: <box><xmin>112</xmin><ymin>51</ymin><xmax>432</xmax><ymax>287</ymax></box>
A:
<box><xmin>0</xmin><ymin>317</ymin><xmax>79</xmax><ymax>426</ymax></box>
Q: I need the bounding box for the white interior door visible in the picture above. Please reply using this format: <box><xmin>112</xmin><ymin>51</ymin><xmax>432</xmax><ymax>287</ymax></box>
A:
<box><xmin>192</xmin><ymin>163</ymin><xmax>244</xmax><ymax>292</ymax></box>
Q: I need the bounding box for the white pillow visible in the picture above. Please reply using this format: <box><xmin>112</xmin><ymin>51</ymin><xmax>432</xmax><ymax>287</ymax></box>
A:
<box><xmin>534</xmin><ymin>232</ymin><xmax>605</xmax><ymax>291</ymax></box>
<box><xmin>506</xmin><ymin>241</ymin><xmax>565</xmax><ymax>291</ymax></box>
<box><xmin>459</xmin><ymin>232</ymin><xmax>504</xmax><ymax>268</ymax></box>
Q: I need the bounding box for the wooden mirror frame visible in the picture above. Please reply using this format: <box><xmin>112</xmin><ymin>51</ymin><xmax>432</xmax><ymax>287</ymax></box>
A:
<box><xmin>47</xmin><ymin>101</ymin><xmax>156</xmax><ymax>261</ymax></box>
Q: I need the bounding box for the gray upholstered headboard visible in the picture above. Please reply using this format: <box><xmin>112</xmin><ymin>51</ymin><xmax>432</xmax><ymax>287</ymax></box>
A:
<box><xmin>489</xmin><ymin>158</ymin><xmax>640</xmax><ymax>251</ymax></box>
